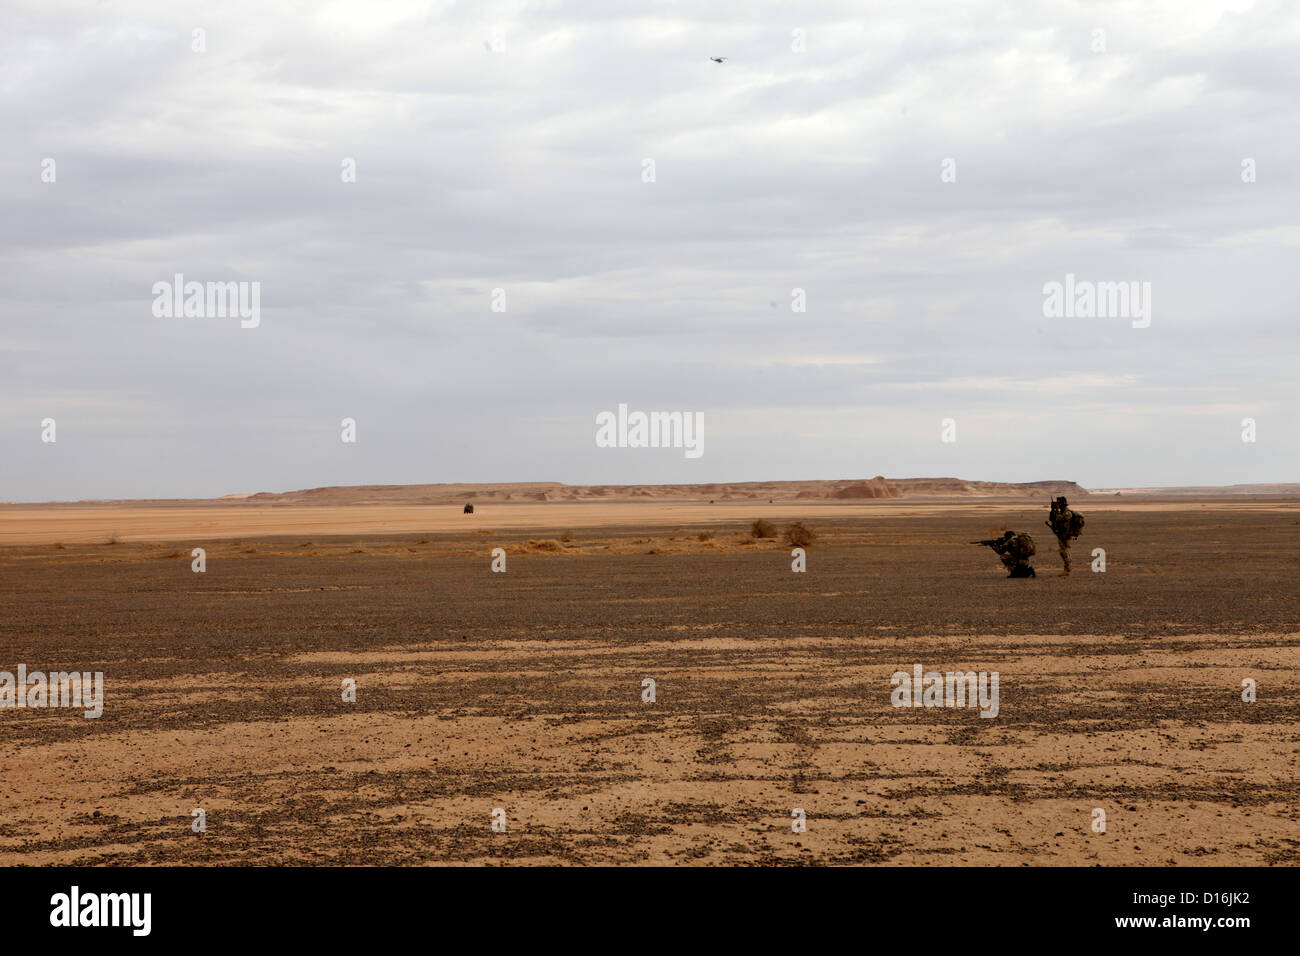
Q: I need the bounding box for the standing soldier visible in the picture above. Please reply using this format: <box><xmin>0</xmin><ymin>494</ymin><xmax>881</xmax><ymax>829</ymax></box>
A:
<box><xmin>1045</xmin><ymin>495</ymin><xmax>1084</xmax><ymax>576</ymax></box>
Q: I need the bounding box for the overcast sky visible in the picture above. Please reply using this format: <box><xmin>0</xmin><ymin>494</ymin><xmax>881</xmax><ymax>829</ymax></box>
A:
<box><xmin>2</xmin><ymin>0</ymin><xmax>1297</xmax><ymax>501</ymax></box>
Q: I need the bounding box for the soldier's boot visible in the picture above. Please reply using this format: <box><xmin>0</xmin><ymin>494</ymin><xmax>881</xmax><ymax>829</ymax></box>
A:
<box><xmin>1060</xmin><ymin>549</ymin><xmax>1071</xmax><ymax>576</ymax></box>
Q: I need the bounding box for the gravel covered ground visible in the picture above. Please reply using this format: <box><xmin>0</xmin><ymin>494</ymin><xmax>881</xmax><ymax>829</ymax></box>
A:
<box><xmin>1</xmin><ymin>504</ymin><xmax>1297</xmax><ymax>865</ymax></box>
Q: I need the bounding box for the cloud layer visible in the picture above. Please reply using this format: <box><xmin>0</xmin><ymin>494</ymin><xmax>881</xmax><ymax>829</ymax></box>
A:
<box><xmin>3</xmin><ymin>0</ymin><xmax>1297</xmax><ymax>499</ymax></box>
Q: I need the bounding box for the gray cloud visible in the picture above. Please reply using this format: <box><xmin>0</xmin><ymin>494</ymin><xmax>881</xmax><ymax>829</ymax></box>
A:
<box><xmin>1</xmin><ymin>0</ymin><xmax>1297</xmax><ymax>500</ymax></box>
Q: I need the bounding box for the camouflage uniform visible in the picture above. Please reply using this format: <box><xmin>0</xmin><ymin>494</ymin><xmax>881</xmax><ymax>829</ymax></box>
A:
<box><xmin>991</xmin><ymin>532</ymin><xmax>1036</xmax><ymax>578</ymax></box>
<box><xmin>1046</xmin><ymin>497</ymin><xmax>1075</xmax><ymax>575</ymax></box>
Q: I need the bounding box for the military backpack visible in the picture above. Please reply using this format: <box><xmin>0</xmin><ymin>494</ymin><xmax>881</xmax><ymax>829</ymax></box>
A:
<box><xmin>1013</xmin><ymin>533</ymin><xmax>1036</xmax><ymax>558</ymax></box>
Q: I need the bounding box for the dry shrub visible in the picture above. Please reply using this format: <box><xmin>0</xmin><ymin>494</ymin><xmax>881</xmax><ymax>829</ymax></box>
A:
<box><xmin>785</xmin><ymin>522</ymin><xmax>816</xmax><ymax>547</ymax></box>
<box><xmin>697</xmin><ymin>531</ymin><xmax>715</xmax><ymax>542</ymax></box>
<box><xmin>751</xmin><ymin>519</ymin><xmax>778</xmax><ymax>539</ymax></box>
<box><xmin>526</xmin><ymin>539</ymin><xmax>565</xmax><ymax>552</ymax></box>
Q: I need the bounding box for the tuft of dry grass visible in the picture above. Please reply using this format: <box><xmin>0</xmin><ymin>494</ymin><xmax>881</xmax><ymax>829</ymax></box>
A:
<box><xmin>525</xmin><ymin>539</ymin><xmax>565</xmax><ymax>552</ymax></box>
<box><xmin>560</xmin><ymin>530</ymin><xmax>575</xmax><ymax>542</ymax></box>
<box><xmin>751</xmin><ymin>519</ymin><xmax>778</xmax><ymax>539</ymax></box>
<box><xmin>785</xmin><ymin>522</ymin><xmax>816</xmax><ymax>547</ymax></box>
<box><xmin>697</xmin><ymin>530</ymin><xmax>715</xmax><ymax>542</ymax></box>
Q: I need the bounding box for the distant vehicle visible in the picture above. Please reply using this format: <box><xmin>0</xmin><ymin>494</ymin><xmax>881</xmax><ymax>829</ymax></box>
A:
<box><xmin>463</xmin><ymin>504</ymin><xmax>474</xmax><ymax>514</ymax></box>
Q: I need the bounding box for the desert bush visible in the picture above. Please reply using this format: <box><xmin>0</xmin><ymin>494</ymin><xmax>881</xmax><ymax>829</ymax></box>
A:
<box><xmin>785</xmin><ymin>522</ymin><xmax>816</xmax><ymax>547</ymax></box>
<box><xmin>526</xmin><ymin>539</ymin><xmax>565</xmax><ymax>552</ymax></box>
<box><xmin>751</xmin><ymin>519</ymin><xmax>778</xmax><ymax>539</ymax></box>
<box><xmin>560</xmin><ymin>530</ymin><xmax>575</xmax><ymax>542</ymax></box>
<box><xmin>697</xmin><ymin>530</ymin><xmax>715</xmax><ymax>541</ymax></box>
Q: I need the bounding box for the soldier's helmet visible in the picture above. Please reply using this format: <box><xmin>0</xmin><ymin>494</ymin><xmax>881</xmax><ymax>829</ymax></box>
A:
<box><xmin>1055</xmin><ymin>495</ymin><xmax>1068</xmax><ymax>505</ymax></box>
<box><xmin>1003</xmin><ymin>530</ymin><xmax>1015</xmax><ymax>538</ymax></box>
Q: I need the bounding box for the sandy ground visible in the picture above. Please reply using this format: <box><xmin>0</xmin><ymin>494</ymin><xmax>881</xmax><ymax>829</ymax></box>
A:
<box><xmin>2</xmin><ymin>497</ymin><xmax>1298</xmax><ymax>545</ymax></box>
<box><xmin>0</xmin><ymin>503</ymin><xmax>1297</xmax><ymax>865</ymax></box>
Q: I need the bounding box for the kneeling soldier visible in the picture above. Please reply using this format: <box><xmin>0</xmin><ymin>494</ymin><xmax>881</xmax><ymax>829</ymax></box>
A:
<box><xmin>971</xmin><ymin>530</ymin><xmax>1037</xmax><ymax>578</ymax></box>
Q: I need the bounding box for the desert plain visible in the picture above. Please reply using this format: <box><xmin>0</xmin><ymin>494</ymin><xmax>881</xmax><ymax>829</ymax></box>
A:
<box><xmin>1</xmin><ymin>485</ymin><xmax>1297</xmax><ymax>866</ymax></box>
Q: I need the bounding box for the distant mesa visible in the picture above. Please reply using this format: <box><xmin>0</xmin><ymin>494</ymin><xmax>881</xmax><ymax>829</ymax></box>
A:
<box><xmin>830</xmin><ymin>476</ymin><xmax>899</xmax><ymax>499</ymax></box>
<box><xmin>229</xmin><ymin>476</ymin><xmax>1086</xmax><ymax>505</ymax></box>
<box><xmin>19</xmin><ymin>478</ymin><xmax>1300</xmax><ymax>508</ymax></box>
<box><xmin>886</xmin><ymin>478</ymin><xmax>1086</xmax><ymax>498</ymax></box>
